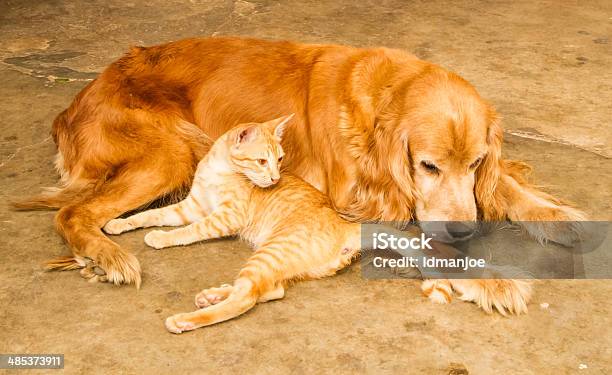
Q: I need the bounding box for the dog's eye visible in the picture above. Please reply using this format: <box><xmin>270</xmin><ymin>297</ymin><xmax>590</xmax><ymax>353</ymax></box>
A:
<box><xmin>469</xmin><ymin>157</ymin><xmax>483</xmax><ymax>170</ymax></box>
<box><xmin>257</xmin><ymin>159</ymin><xmax>267</xmax><ymax>166</ymax></box>
<box><xmin>278</xmin><ymin>156</ymin><xmax>283</xmax><ymax>163</ymax></box>
<box><xmin>420</xmin><ymin>161</ymin><xmax>439</xmax><ymax>174</ymax></box>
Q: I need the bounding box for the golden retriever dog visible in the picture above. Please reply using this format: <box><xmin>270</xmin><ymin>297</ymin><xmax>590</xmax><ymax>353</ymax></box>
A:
<box><xmin>16</xmin><ymin>37</ymin><xmax>585</xmax><ymax>314</ymax></box>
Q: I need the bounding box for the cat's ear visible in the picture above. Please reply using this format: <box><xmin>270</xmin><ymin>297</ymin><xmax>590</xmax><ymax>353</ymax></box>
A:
<box><xmin>236</xmin><ymin>125</ymin><xmax>259</xmax><ymax>145</ymax></box>
<box><xmin>265</xmin><ymin>114</ymin><xmax>294</xmax><ymax>139</ymax></box>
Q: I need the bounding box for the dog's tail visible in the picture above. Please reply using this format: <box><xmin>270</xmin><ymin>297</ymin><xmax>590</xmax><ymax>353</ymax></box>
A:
<box><xmin>11</xmin><ymin>182</ymin><xmax>92</xmax><ymax>211</ymax></box>
<box><xmin>12</xmin><ymin>106</ymin><xmax>95</xmax><ymax>211</ymax></box>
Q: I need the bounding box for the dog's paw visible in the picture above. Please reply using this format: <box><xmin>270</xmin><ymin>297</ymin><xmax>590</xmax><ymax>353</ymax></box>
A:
<box><xmin>422</xmin><ymin>280</ymin><xmax>453</xmax><ymax>304</ymax></box>
<box><xmin>450</xmin><ymin>279</ymin><xmax>532</xmax><ymax>316</ymax></box>
<box><xmin>72</xmin><ymin>245</ymin><xmax>141</xmax><ymax>288</ymax></box>
<box><xmin>94</xmin><ymin>245</ymin><xmax>142</xmax><ymax>288</ymax></box>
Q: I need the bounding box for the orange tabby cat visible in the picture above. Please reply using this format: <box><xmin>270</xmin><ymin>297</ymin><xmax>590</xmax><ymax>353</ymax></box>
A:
<box><xmin>103</xmin><ymin>115</ymin><xmax>363</xmax><ymax>333</ymax></box>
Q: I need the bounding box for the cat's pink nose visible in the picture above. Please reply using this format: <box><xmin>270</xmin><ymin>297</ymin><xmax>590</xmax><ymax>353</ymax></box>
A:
<box><xmin>271</xmin><ymin>177</ymin><xmax>279</xmax><ymax>184</ymax></box>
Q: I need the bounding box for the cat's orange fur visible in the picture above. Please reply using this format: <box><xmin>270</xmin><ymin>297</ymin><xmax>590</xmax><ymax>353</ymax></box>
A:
<box><xmin>104</xmin><ymin>116</ymin><xmax>363</xmax><ymax>333</ymax></box>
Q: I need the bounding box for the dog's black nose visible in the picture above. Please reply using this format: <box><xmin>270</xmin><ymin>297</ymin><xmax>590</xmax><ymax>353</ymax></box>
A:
<box><xmin>445</xmin><ymin>222</ymin><xmax>476</xmax><ymax>239</ymax></box>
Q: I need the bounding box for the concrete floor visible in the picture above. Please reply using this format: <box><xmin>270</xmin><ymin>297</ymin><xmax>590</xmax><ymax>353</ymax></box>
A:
<box><xmin>0</xmin><ymin>0</ymin><xmax>610</xmax><ymax>373</ymax></box>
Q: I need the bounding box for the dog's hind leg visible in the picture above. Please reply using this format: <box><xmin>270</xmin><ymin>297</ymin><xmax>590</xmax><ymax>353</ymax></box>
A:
<box><xmin>52</xmin><ymin>156</ymin><xmax>193</xmax><ymax>287</ymax></box>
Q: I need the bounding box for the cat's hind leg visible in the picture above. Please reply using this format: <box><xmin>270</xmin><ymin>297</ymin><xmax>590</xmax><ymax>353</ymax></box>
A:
<box><xmin>257</xmin><ymin>283</ymin><xmax>285</xmax><ymax>303</ymax></box>
<box><xmin>194</xmin><ymin>282</ymin><xmax>284</xmax><ymax>308</ymax></box>
<box><xmin>166</xmin><ymin>277</ymin><xmax>259</xmax><ymax>333</ymax></box>
<box><xmin>165</xmin><ymin>244</ymin><xmax>294</xmax><ymax>333</ymax></box>
<box><xmin>195</xmin><ymin>284</ymin><xmax>233</xmax><ymax>308</ymax></box>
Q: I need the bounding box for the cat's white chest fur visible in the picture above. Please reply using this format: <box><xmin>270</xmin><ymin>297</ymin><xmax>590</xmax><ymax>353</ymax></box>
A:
<box><xmin>193</xmin><ymin>157</ymin><xmax>246</xmax><ymax>212</ymax></box>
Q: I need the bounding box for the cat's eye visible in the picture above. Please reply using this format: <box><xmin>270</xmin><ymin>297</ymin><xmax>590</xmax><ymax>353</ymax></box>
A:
<box><xmin>278</xmin><ymin>156</ymin><xmax>283</xmax><ymax>163</ymax></box>
<box><xmin>469</xmin><ymin>157</ymin><xmax>483</xmax><ymax>170</ymax></box>
<box><xmin>257</xmin><ymin>159</ymin><xmax>267</xmax><ymax>166</ymax></box>
<box><xmin>420</xmin><ymin>160</ymin><xmax>439</xmax><ymax>174</ymax></box>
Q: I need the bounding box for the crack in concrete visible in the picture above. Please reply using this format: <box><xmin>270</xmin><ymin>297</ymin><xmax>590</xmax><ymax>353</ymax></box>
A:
<box><xmin>211</xmin><ymin>0</ymin><xmax>258</xmax><ymax>36</ymax></box>
<box><xmin>1</xmin><ymin>61</ymin><xmax>95</xmax><ymax>83</ymax></box>
<box><xmin>4</xmin><ymin>51</ymin><xmax>87</xmax><ymax>66</ymax></box>
<box><xmin>505</xmin><ymin>129</ymin><xmax>609</xmax><ymax>159</ymax></box>
<box><xmin>505</xmin><ymin>129</ymin><xmax>571</xmax><ymax>146</ymax></box>
<box><xmin>1</xmin><ymin>49</ymin><xmax>97</xmax><ymax>82</ymax></box>
<box><xmin>0</xmin><ymin>136</ymin><xmax>52</xmax><ymax>168</ymax></box>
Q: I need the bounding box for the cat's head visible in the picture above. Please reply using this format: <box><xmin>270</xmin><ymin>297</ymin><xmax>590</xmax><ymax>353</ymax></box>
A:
<box><xmin>229</xmin><ymin>114</ymin><xmax>294</xmax><ymax>188</ymax></box>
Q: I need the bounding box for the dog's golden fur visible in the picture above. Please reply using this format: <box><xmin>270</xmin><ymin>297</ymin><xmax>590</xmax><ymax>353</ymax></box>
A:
<box><xmin>17</xmin><ymin>37</ymin><xmax>585</xmax><ymax>312</ymax></box>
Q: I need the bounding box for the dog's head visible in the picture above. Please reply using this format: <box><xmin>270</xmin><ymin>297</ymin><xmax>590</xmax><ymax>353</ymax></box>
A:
<box><xmin>345</xmin><ymin>59</ymin><xmax>502</xmax><ymax>239</ymax></box>
<box><xmin>404</xmin><ymin>71</ymin><xmax>501</xmax><ymax>216</ymax></box>
<box><xmin>401</xmin><ymin>70</ymin><xmax>502</xmax><ymax>239</ymax></box>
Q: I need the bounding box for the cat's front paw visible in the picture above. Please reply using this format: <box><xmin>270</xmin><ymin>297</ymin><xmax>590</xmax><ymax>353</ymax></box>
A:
<box><xmin>144</xmin><ymin>230</ymin><xmax>169</xmax><ymax>250</ymax></box>
<box><xmin>103</xmin><ymin>219</ymin><xmax>133</xmax><ymax>235</ymax></box>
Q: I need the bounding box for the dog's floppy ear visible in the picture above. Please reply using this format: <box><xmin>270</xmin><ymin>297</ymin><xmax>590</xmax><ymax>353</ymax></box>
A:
<box><xmin>475</xmin><ymin>106</ymin><xmax>504</xmax><ymax>219</ymax></box>
<box><xmin>386</xmin><ymin>128</ymin><xmax>418</xmax><ymax>218</ymax></box>
<box><xmin>338</xmin><ymin>53</ymin><xmax>420</xmax><ymax>221</ymax></box>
